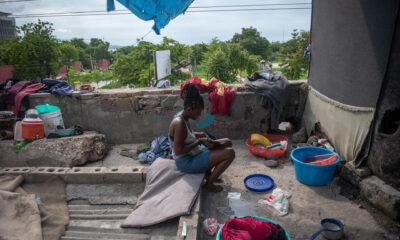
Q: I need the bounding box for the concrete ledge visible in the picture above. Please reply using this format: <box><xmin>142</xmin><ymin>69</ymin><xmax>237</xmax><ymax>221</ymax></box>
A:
<box><xmin>176</xmin><ymin>192</ymin><xmax>202</xmax><ymax>240</ymax></box>
<box><xmin>0</xmin><ymin>166</ymin><xmax>146</xmax><ymax>184</ymax></box>
<box><xmin>340</xmin><ymin>162</ymin><xmax>372</xmax><ymax>187</ymax></box>
<box><xmin>360</xmin><ymin>176</ymin><xmax>400</xmax><ymax>220</ymax></box>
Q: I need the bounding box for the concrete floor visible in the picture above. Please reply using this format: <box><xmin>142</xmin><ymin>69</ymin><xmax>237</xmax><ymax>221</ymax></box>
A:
<box><xmin>199</xmin><ymin>140</ymin><xmax>391</xmax><ymax>240</ymax></box>
<box><xmin>84</xmin><ymin>140</ymin><xmax>397</xmax><ymax>240</ymax></box>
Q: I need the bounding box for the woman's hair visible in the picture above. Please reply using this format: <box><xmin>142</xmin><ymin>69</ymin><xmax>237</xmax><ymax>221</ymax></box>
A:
<box><xmin>181</xmin><ymin>83</ymin><xmax>204</xmax><ymax>110</ymax></box>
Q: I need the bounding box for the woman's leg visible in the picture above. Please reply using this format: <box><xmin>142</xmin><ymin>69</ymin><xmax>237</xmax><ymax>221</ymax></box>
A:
<box><xmin>204</xmin><ymin>147</ymin><xmax>235</xmax><ymax>192</ymax></box>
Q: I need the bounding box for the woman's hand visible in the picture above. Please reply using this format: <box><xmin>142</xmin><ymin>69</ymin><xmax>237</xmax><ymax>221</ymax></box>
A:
<box><xmin>198</xmin><ymin>138</ymin><xmax>215</xmax><ymax>149</ymax></box>
<box><xmin>194</xmin><ymin>132</ymin><xmax>207</xmax><ymax>138</ymax></box>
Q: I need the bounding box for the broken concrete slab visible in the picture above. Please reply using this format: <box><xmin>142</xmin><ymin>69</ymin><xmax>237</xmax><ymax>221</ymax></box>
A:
<box><xmin>340</xmin><ymin>162</ymin><xmax>372</xmax><ymax>187</ymax></box>
<box><xmin>360</xmin><ymin>176</ymin><xmax>400</xmax><ymax>220</ymax></box>
<box><xmin>0</xmin><ymin>131</ymin><xmax>107</xmax><ymax>167</ymax></box>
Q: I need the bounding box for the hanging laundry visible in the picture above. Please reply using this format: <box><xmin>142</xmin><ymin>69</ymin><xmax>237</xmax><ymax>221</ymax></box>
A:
<box><xmin>107</xmin><ymin>0</ymin><xmax>194</xmax><ymax>34</ymax></box>
<box><xmin>181</xmin><ymin>77</ymin><xmax>235</xmax><ymax>116</ymax></box>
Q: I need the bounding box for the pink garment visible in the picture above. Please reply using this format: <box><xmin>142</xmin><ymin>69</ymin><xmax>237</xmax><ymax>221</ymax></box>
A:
<box><xmin>9</xmin><ymin>83</ymin><xmax>45</xmax><ymax>115</ymax></box>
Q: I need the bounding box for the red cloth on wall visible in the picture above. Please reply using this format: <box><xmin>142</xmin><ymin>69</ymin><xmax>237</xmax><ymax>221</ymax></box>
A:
<box><xmin>180</xmin><ymin>77</ymin><xmax>235</xmax><ymax>116</ymax></box>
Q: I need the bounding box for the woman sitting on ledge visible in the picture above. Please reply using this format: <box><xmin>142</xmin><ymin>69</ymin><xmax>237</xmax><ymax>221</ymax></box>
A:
<box><xmin>168</xmin><ymin>83</ymin><xmax>235</xmax><ymax>192</ymax></box>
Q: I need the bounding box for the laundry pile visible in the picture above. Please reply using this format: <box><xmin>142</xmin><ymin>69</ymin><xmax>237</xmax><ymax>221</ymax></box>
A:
<box><xmin>0</xmin><ymin>78</ymin><xmax>72</xmax><ymax>116</ymax></box>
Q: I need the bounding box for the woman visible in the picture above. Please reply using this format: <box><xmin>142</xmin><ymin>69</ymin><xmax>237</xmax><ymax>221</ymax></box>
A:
<box><xmin>168</xmin><ymin>83</ymin><xmax>235</xmax><ymax>192</ymax></box>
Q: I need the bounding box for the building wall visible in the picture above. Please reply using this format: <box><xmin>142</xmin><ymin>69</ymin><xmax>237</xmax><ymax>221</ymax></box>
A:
<box><xmin>29</xmin><ymin>82</ymin><xmax>307</xmax><ymax>144</ymax></box>
<box><xmin>0</xmin><ymin>16</ymin><xmax>16</xmax><ymax>41</ymax></box>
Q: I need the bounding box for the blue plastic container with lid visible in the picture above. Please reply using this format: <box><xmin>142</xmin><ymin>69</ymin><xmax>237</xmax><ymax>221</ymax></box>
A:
<box><xmin>291</xmin><ymin>147</ymin><xmax>340</xmax><ymax>186</ymax></box>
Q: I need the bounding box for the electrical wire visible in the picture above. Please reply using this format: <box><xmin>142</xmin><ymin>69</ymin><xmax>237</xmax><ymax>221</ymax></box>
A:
<box><xmin>0</xmin><ymin>0</ymin><xmax>37</xmax><ymax>3</ymax></box>
<box><xmin>11</xmin><ymin>7</ymin><xmax>311</xmax><ymax>18</ymax></box>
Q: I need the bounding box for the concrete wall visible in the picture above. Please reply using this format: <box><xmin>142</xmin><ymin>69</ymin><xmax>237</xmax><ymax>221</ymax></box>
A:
<box><xmin>367</xmin><ymin>8</ymin><xmax>400</xmax><ymax>189</ymax></box>
<box><xmin>29</xmin><ymin>82</ymin><xmax>306</xmax><ymax>144</ymax></box>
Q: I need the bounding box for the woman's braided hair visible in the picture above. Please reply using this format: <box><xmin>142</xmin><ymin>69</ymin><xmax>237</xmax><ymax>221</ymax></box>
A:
<box><xmin>181</xmin><ymin>83</ymin><xmax>204</xmax><ymax>110</ymax></box>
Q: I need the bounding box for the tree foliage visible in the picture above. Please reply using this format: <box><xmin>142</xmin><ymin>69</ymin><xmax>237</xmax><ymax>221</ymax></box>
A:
<box><xmin>232</xmin><ymin>27</ymin><xmax>271</xmax><ymax>59</ymax></box>
<box><xmin>6</xmin><ymin>20</ymin><xmax>61</xmax><ymax>80</ymax></box>
<box><xmin>279</xmin><ymin>29</ymin><xmax>309</xmax><ymax>79</ymax></box>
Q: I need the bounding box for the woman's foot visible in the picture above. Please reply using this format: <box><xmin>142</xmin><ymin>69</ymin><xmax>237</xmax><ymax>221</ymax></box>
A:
<box><xmin>203</xmin><ymin>184</ymin><xmax>223</xmax><ymax>192</ymax></box>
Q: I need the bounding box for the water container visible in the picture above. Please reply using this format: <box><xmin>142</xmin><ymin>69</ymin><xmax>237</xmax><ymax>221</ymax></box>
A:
<box><xmin>14</xmin><ymin>121</ymin><xmax>23</xmax><ymax>141</ymax></box>
<box><xmin>35</xmin><ymin>105</ymin><xmax>65</xmax><ymax>136</ymax></box>
<box><xmin>21</xmin><ymin>109</ymin><xmax>44</xmax><ymax>140</ymax></box>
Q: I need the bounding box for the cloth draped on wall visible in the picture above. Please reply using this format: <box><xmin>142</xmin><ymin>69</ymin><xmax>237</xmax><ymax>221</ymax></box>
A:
<box><xmin>302</xmin><ymin>86</ymin><xmax>375</xmax><ymax>163</ymax></box>
<box><xmin>244</xmin><ymin>71</ymin><xmax>289</xmax><ymax>129</ymax></box>
<box><xmin>107</xmin><ymin>0</ymin><xmax>194</xmax><ymax>34</ymax></box>
<box><xmin>8</xmin><ymin>83</ymin><xmax>45</xmax><ymax>115</ymax></box>
<box><xmin>181</xmin><ymin>77</ymin><xmax>235</xmax><ymax>116</ymax></box>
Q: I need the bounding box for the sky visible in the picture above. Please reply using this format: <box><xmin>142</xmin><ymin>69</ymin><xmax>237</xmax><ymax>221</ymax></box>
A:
<box><xmin>1</xmin><ymin>0</ymin><xmax>312</xmax><ymax>46</ymax></box>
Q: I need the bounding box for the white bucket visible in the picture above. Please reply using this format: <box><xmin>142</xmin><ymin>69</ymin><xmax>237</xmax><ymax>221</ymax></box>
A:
<box><xmin>39</xmin><ymin>109</ymin><xmax>65</xmax><ymax>136</ymax></box>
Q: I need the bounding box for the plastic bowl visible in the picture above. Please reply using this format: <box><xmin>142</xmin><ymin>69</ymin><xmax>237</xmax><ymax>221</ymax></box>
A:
<box><xmin>216</xmin><ymin>216</ymin><xmax>291</xmax><ymax>240</ymax></box>
<box><xmin>246</xmin><ymin>134</ymin><xmax>288</xmax><ymax>158</ymax></box>
<box><xmin>291</xmin><ymin>147</ymin><xmax>340</xmax><ymax>186</ymax></box>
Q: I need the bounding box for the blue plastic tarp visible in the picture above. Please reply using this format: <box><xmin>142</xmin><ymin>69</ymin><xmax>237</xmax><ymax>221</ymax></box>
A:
<box><xmin>107</xmin><ymin>0</ymin><xmax>195</xmax><ymax>34</ymax></box>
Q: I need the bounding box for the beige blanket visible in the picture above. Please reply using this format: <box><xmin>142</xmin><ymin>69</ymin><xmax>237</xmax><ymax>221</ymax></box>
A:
<box><xmin>0</xmin><ymin>175</ymin><xmax>43</xmax><ymax>240</ymax></box>
<box><xmin>0</xmin><ymin>175</ymin><xmax>69</xmax><ymax>240</ymax></box>
<box><xmin>122</xmin><ymin>158</ymin><xmax>204</xmax><ymax>227</ymax></box>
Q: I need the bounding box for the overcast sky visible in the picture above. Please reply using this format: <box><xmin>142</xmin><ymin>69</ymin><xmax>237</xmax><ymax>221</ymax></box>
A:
<box><xmin>2</xmin><ymin>0</ymin><xmax>312</xmax><ymax>46</ymax></box>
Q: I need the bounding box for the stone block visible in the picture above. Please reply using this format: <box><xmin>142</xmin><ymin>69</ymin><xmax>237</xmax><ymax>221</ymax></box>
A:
<box><xmin>115</xmin><ymin>92</ymin><xmax>129</xmax><ymax>98</ymax></box>
<box><xmin>126</xmin><ymin>91</ymin><xmax>143</xmax><ymax>97</ymax></box>
<box><xmin>79</xmin><ymin>93</ymin><xmax>94</xmax><ymax>100</ymax></box>
<box><xmin>0</xmin><ymin>167</ymin><xmax>32</xmax><ymax>176</ymax></box>
<box><xmin>27</xmin><ymin>167</ymin><xmax>69</xmax><ymax>183</ymax></box>
<box><xmin>138</xmin><ymin>96</ymin><xmax>160</xmax><ymax>110</ymax></box>
<box><xmin>66</xmin><ymin>167</ymin><xmax>106</xmax><ymax>184</ymax></box>
<box><xmin>340</xmin><ymin>162</ymin><xmax>372</xmax><ymax>187</ymax></box>
<box><xmin>360</xmin><ymin>176</ymin><xmax>400</xmax><ymax>220</ymax></box>
<box><xmin>71</xmin><ymin>91</ymin><xmax>80</xmax><ymax>97</ymax></box>
<box><xmin>0</xmin><ymin>132</ymin><xmax>107</xmax><ymax>167</ymax></box>
<box><xmin>30</xmin><ymin>93</ymin><xmax>51</xmax><ymax>98</ymax></box>
<box><xmin>103</xmin><ymin>166</ymin><xmax>143</xmax><ymax>183</ymax></box>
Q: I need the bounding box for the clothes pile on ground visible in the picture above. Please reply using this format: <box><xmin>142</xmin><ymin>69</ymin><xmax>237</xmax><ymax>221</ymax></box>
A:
<box><xmin>0</xmin><ymin>78</ymin><xmax>72</xmax><ymax>116</ymax></box>
<box><xmin>181</xmin><ymin>77</ymin><xmax>235</xmax><ymax>116</ymax></box>
<box><xmin>244</xmin><ymin>70</ymin><xmax>289</xmax><ymax>129</ymax></box>
<box><xmin>221</xmin><ymin>216</ymin><xmax>287</xmax><ymax>240</ymax></box>
<box><xmin>291</xmin><ymin>123</ymin><xmax>335</xmax><ymax>151</ymax></box>
<box><xmin>138</xmin><ymin>136</ymin><xmax>172</xmax><ymax>164</ymax></box>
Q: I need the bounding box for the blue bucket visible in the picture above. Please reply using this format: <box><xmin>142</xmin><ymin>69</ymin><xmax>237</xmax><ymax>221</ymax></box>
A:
<box><xmin>291</xmin><ymin>147</ymin><xmax>340</xmax><ymax>186</ymax></box>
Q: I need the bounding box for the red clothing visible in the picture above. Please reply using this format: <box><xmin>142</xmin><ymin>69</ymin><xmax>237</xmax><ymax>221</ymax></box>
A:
<box><xmin>221</xmin><ymin>217</ymin><xmax>279</xmax><ymax>240</ymax></box>
<box><xmin>180</xmin><ymin>77</ymin><xmax>235</xmax><ymax>116</ymax></box>
<box><xmin>9</xmin><ymin>83</ymin><xmax>45</xmax><ymax>115</ymax></box>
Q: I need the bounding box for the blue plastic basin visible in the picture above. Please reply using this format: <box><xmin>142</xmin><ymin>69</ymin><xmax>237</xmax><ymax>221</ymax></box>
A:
<box><xmin>291</xmin><ymin>147</ymin><xmax>340</xmax><ymax>186</ymax></box>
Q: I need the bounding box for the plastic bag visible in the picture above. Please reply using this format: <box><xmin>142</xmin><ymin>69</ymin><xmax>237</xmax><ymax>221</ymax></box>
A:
<box><xmin>203</xmin><ymin>218</ymin><xmax>219</xmax><ymax>236</ymax></box>
<box><xmin>258</xmin><ymin>188</ymin><xmax>291</xmax><ymax>216</ymax></box>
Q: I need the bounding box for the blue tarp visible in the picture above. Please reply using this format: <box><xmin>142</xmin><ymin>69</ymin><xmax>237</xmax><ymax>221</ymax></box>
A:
<box><xmin>107</xmin><ymin>0</ymin><xmax>194</xmax><ymax>34</ymax></box>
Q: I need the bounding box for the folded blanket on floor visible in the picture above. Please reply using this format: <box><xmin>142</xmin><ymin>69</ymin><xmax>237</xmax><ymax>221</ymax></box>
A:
<box><xmin>122</xmin><ymin>158</ymin><xmax>204</xmax><ymax>227</ymax></box>
<box><xmin>0</xmin><ymin>175</ymin><xmax>43</xmax><ymax>240</ymax></box>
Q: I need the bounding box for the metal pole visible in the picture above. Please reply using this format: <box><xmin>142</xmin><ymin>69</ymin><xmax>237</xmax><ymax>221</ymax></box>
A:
<box><xmin>147</xmin><ymin>47</ymin><xmax>151</xmax><ymax>87</ymax></box>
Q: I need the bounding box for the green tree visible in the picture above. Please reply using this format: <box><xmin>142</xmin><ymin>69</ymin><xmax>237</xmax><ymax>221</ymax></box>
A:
<box><xmin>190</xmin><ymin>43</ymin><xmax>207</xmax><ymax>64</ymax></box>
<box><xmin>8</xmin><ymin>20</ymin><xmax>61</xmax><ymax>80</ymax></box>
<box><xmin>0</xmin><ymin>37</ymin><xmax>19</xmax><ymax>65</ymax></box>
<box><xmin>87</xmin><ymin>38</ymin><xmax>111</xmax><ymax>61</ymax></box>
<box><xmin>59</xmin><ymin>42</ymin><xmax>78</xmax><ymax>66</ymax></box>
<box><xmin>279</xmin><ymin>29</ymin><xmax>309</xmax><ymax>79</ymax></box>
<box><xmin>205</xmin><ymin>49</ymin><xmax>236</xmax><ymax>83</ymax></box>
<box><xmin>231</xmin><ymin>27</ymin><xmax>271</xmax><ymax>59</ymax></box>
